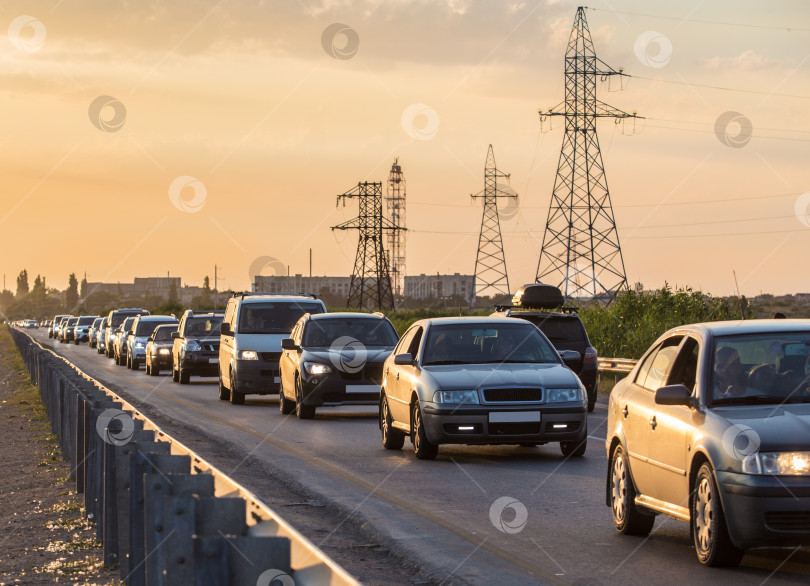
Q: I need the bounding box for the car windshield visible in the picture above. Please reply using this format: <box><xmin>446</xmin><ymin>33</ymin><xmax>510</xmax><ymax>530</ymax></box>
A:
<box><xmin>67</xmin><ymin>318</ymin><xmax>78</xmax><ymax>326</ymax></box>
<box><xmin>183</xmin><ymin>316</ymin><xmax>223</xmax><ymax>337</ymax></box>
<box><xmin>121</xmin><ymin>317</ymin><xmax>136</xmax><ymax>332</ymax></box>
<box><xmin>423</xmin><ymin>323</ymin><xmax>560</xmax><ymax>366</ymax></box>
<box><xmin>238</xmin><ymin>302</ymin><xmax>324</xmax><ymax>334</ymax></box>
<box><xmin>78</xmin><ymin>316</ymin><xmax>98</xmax><ymax>326</ymax></box>
<box><xmin>303</xmin><ymin>318</ymin><xmax>399</xmax><ymax>348</ymax></box>
<box><xmin>92</xmin><ymin>319</ymin><xmax>102</xmax><ymax>327</ymax></box>
<box><xmin>153</xmin><ymin>326</ymin><xmax>177</xmax><ymax>341</ymax></box>
<box><xmin>111</xmin><ymin>311</ymin><xmax>146</xmax><ymax>327</ymax></box>
<box><xmin>711</xmin><ymin>332</ymin><xmax>810</xmax><ymax>405</ymax></box>
<box><xmin>135</xmin><ymin>319</ymin><xmax>177</xmax><ymax>336</ymax></box>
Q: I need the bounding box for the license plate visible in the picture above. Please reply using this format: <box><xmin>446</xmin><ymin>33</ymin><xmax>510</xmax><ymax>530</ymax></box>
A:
<box><xmin>208</xmin><ymin>358</ymin><xmax>219</xmax><ymax>364</ymax></box>
<box><xmin>488</xmin><ymin>411</ymin><xmax>541</xmax><ymax>423</ymax></box>
<box><xmin>345</xmin><ymin>384</ymin><xmax>377</xmax><ymax>394</ymax></box>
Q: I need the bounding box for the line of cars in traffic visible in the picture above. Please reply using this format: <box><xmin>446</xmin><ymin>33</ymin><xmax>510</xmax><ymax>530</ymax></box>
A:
<box><xmin>32</xmin><ymin>286</ymin><xmax>810</xmax><ymax>566</ymax></box>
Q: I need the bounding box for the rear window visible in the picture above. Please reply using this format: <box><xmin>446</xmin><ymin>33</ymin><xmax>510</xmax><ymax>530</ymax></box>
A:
<box><xmin>135</xmin><ymin>319</ymin><xmax>177</xmax><ymax>336</ymax></box>
<box><xmin>523</xmin><ymin>315</ymin><xmax>586</xmax><ymax>344</ymax></box>
<box><xmin>238</xmin><ymin>302</ymin><xmax>325</xmax><ymax>334</ymax></box>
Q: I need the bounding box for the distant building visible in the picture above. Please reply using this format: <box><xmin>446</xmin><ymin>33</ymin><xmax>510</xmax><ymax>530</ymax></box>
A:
<box><xmin>404</xmin><ymin>274</ymin><xmax>474</xmax><ymax>302</ymax></box>
<box><xmin>253</xmin><ymin>274</ymin><xmax>351</xmax><ymax>297</ymax></box>
<box><xmin>84</xmin><ymin>277</ymin><xmax>182</xmax><ymax>300</ymax></box>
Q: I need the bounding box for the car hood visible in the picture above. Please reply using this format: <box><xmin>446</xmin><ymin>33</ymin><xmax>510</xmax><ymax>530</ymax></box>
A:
<box><xmin>713</xmin><ymin>404</ymin><xmax>810</xmax><ymax>452</ymax></box>
<box><xmin>304</xmin><ymin>347</ymin><xmax>394</xmax><ymax>366</ymax></box>
<box><xmin>422</xmin><ymin>363</ymin><xmax>579</xmax><ymax>390</ymax></box>
<box><xmin>234</xmin><ymin>333</ymin><xmax>288</xmax><ymax>352</ymax></box>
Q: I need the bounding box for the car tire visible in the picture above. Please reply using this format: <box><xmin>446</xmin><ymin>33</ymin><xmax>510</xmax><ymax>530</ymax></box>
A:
<box><xmin>560</xmin><ymin>436</ymin><xmax>587</xmax><ymax>458</ymax></box>
<box><xmin>294</xmin><ymin>377</ymin><xmax>315</xmax><ymax>419</ymax></box>
<box><xmin>278</xmin><ymin>381</ymin><xmax>294</xmax><ymax>414</ymax></box>
<box><xmin>145</xmin><ymin>362</ymin><xmax>150</xmax><ymax>375</ymax></box>
<box><xmin>179</xmin><ymin>368</ymin><xmax>190</xmax><ymax>384</ymax></box>
<box><xmin>587</xmin><ymin>392</ymin><xmax>596</xmax><ymax>413</ymax></box>
<box><xmin>172</xmin><ymin>367</ymin><xmax>179</xmax><ymax>383</ymax></box>
<box><xmin>610</xmin><ymin>445</ymin><xmax>655</xmax><ymax>536</ymax></box>
<box><xmin>150</xmin><ymin>363</ymin><xmax>160</xmax><ymax>376</ymax></box>
<box><xmin>131</xmin><ymin>359</ymin><xmax>139</xmax><ymax>370</ymax></box>
<box><xmin>218</xmin><ymin>373</ymin><xmax>231</xmax><ymax>401</ymax></box>
<box><xmin>411</xmin><ymin>401</ymin><xmax>438</xmax><ymax>460</ymax></box>
<box><xmin>380</xmin><ymin>395</ymin><xmax>405</xmax><ymax>450</ymax></box>
<box><xmin>229</xmin><ymin>368</ymin><xmax>245</xmax><ymax>405</ymax></box>
<box><xmin>693</xmin><ymin>463</ymin><xmax>745</xmax><ymax>567</ymax></box>
<box><xmin>75</xmin><ymin>339</ymin><xmax>80</xmax><ymax>345</ymax></box>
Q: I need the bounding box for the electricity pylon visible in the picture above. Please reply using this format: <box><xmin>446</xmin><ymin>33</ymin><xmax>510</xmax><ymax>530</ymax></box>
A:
<box><xmin>332</xmin><ymin>182</ymin><xmax>400</xmax><ymax>311</ymax></box>
<box><xmin>536</xmin><ymin>6</ymin><xmax>639</xmax><ymax>303</ymax></box>
<box><xmin>385</xmin><ymin>159</ymin><xmax>406</xmax><ymax>298</ymax></box>
<box><xmin>472</xmin><ymin>145</ymin><xmax>517</xmax><ymax>300</ymax></box>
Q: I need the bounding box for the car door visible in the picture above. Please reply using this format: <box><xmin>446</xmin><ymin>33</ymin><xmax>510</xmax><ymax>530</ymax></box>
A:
<box><xmin>386</xmin><ymin>326</ymin><xmax>421</xmax><ymax>423</ymax></box>
<box><xmin>621</xmin><ymin>336</ymin><xmax>683</xmax><ymax>497</ymax></box>
<box><xmin>281</xmin><ymin>319</ymin><xmax>304</xmax><ymax>395</ymax></box>
<box><xmin>648</xmin><ymin>336</ymin><xmax>700</xmax><ymax>507</ymax></box>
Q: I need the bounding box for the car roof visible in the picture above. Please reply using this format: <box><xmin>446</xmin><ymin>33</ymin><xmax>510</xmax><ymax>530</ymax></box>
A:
<box><xmin>136</xmin><ymin>315</ymin><xmax>178</xmax><ymax>321</ymax></box>
<box><xmin>153</xmin><ymin>323</ymin><xmax>178</xmax><ymax>329</ymax></box>
<box><xmin>309</xmin><ymin>312</ymin><xmax>382</xmax><ymax>320</ymax></box>
<box><xmin>239</xmin><ymin>295</ymin><xmax>324</xmax><ymax>304</ymax></box>
<box><xmin>416</xmin><ymin>316</ymin><xmax>539</xmax><ymax>327</ymax></box>
<box><xmin>673</xmin><ymin>319</ymin><xmax>810</xmax><ymax>337</ymax></box>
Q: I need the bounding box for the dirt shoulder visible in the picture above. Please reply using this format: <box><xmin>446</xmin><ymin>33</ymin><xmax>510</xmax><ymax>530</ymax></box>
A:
<box><xmin>0</xmin><ymin>328</ymin><xmax>119</xmax><ymax>585</ymax></box>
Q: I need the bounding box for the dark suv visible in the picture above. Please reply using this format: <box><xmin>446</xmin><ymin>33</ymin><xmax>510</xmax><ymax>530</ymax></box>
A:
<box><xmin>492</xmin><ymin>283</ymin><xmax>598</xmax><ymax>412</ymax></box>
<box><xmin>171</xmin><ymin>310</ymin><xmax>225</xmax><ymax>384</ymax></box>
<box><xmin>105</xmin><ymin>308</ymin><xmax>150</xmax><ymax>358</ymax></box>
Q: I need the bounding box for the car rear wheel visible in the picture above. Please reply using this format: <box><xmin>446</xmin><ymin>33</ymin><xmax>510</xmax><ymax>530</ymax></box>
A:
<box><xmin>179</xmin><ymin>368</ymin><xmax>190</xmax><ymax>384</ymax></box>
<box><xmin>218</xmin><ymin>373</ymin><xmax>230</xmax><ymax>401</ymax></box>
<box><xmin>294</xmin><ymin>377</ymin><xmax>315</xmax><ymax>419</ymax></box>
<box><xmin>693</xmin><ymin>463</ymin><xmax>744</xmax><ymax>567</ymax></box>
<box><xmin>75</xmin><ymin>339</ymin><xmax>80</xmax><ymax>345</ymax></box>
<box><xmin>411</xmin><ymin>401</ymin><xmax>438</xmax><ymax>460</ymax></box>
<box><xmin>610</xmin><ymin>445</ymin><xmax>655</xmax><ymax>536</ymax></box>
<box><xmin>278</xmin><ymin>380</ymin><xmax>294</xmax><ymax>414</ymax></box>
<box><xmin>560</xmin><ymin>437</ymin><xmax>587</xmax><ymax>458</ymax></box>
<box><xmin>380</xmin><ymin>395</ymin><xmax>404</xmax><ymax>450</ymax></box>
<box><xmin>172</xmin><ymin>366</ymin><xmax>179</xmax><ymax>382</ymax></box>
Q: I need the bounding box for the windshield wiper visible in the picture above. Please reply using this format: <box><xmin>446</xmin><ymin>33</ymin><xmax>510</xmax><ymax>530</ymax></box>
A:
<box><xmin>425</xmin><ymin>360</ymin><xmax>468</xmax><ymax>365</ymax></box>
<box><xmin>712</xmin><ymin>394</ymin><xmax>791</xmax><ymax>405</ymax></box>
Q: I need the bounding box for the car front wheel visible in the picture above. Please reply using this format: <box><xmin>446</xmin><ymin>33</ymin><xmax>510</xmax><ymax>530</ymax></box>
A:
<box><xmin>294</xmin><ymin>377</ymin><xmax>315</xmax><ymax>419</ymax></box>
<box><xmin>610</xmin><ymin>445</ymin><xmax>655</xmax><ymax>536</ymax></box>
<box><xmin>411</xmin><ymin>401</ymin><xmax>438</xmax><ymax>460</ymax></box>
<box><xmin>278</xmin><ymin>380</ymin><xmax>294</xmax><ymax>414</ymax></box>
<box><xmin>380</xmin><ymin>395</ymin><xmax>404</xmax><ymax>450</ymax></box>
<box><xmin>693</xmin><ymin>463</ymin><xmax>744</xmax><ymax>567</ymax></box>
<box><xmin>218</xmin><ymin>373</ymin><xmax>230</xmax><ymax>401</ymax></box>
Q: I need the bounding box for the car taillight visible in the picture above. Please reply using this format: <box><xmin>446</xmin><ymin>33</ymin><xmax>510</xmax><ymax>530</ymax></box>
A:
<box><xmin>584</xmin><ymin>347</ymin><xmax>597</xmax><ymax>364</ymax></box>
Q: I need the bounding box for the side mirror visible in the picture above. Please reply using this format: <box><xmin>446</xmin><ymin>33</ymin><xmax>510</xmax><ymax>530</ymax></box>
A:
<box><xmin>655</xmin><ymin>384</ymin><xmax>694</xmax><ymax>407</ymax></box>
<box><xmin>559</xmin><ymin>350</ymin><xmax>580</xmax><ymax>370</ymax></box>
<box><xmin>171</xmin><ymin>332</ymin><xmax>180</xmax><ymax>339</ymax></box>
<box><xmin>220</xmin><ymin>323</ymin><xmax>231</xmax><ymax>335</ymax></box>
<box><xmin>394</xmin><ymin>353</ymin><xmax>414</xmax><ymax>365</ymax></box>
<box><xmin>146</xmin><ymin>337</ymin><xmax>153</xmax><ymax>342</ymax></box>
<box><xmin>281</xmin><ymin>338</ymin><xmax>299</xmax><ymax>351</ymax></box>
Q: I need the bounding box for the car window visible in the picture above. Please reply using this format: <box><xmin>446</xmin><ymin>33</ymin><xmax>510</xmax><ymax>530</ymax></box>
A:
<box><xmin>303</xmin><ymin>318</ymin><xmax>398</xmax><ymax>348</ymax></box>
<box><xmin>135</xmin><ymin>319</ymin><xmax>177</xmax><ymax>336</ymax></box>
<box><xmin>423</xmin><ymin>323</ymin><xmax>558</xmax><ymax>366</ymax></box>
<box><xmin>153</xmin><ymin>326</ymin><xmax>177</xmax><ymax>341</ymax></box>
<box><xmin>639</xmin><ymin>337</ymin><xmax>683</xmax><ymax>391</ymax></box>
<box><xmin>407</xmin><ymin>327</ymin><xmax>424</xmax><ymax>358</ymax></box>
<box><xmin>224</xmin><ymin>301</ymin><xmax>236</xmax><ymax>329</ymax></box>
<box><xmin>237</xmin><ymin>302</ymin><xmax>323</xmax><ymax>334</ymax></box>
<box><xmin>667</xmin><ymin>337</ymin><xmax>700</xmax><ymax>394</ymax></box>
<box><xmin>394</xmin><ymin>326</ymin><xmax>417</xmax><ymax>355</ymax></box>
<box><xmin>183</xmin><ymin>316</ymin><xmax>223</xmax><ymax>336</ymax></box>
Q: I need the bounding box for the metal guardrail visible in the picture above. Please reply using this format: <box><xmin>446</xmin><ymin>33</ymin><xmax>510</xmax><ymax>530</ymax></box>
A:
<box><xmin>9</xmin><ymin>327</ymin><xmax>359</xmax><ymax>586</ymax></box>
<box><xmin>597</xmin><ymin>357</ymin><xmax>637</xmax><ymax>374</ymax></box>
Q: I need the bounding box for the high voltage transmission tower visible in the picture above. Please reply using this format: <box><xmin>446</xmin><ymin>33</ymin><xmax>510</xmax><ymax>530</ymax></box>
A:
<box><xmin>385</xmin><ymin>159</ymin><xmax>406</xmax><ymax>298</ymax></box>
<box><xmin>332</xmin><ymin>181</ymin><xmax>401</xmax><ymax>311</ymax></box>
<box><xmin>472</xmin><ymin>145</ymin><xmax>517</xmax><ymax>300</ymax></box>
<box><xmin>536</xmin><ymin>6</ymin><xmax>640</xmax><ymax>303</ymax></box>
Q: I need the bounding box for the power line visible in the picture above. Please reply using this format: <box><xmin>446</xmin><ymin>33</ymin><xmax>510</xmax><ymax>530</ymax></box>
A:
<box><xmin>631</xmin><ymin>75</ymin><xmax>810</xmax><ymax>100</ymax></box>
<box><xmin>589</xmin><ymin>7</ymin><xmax>810</xmax><ymax>32</ymax></box>
<box><xmin>642</xmin><ymin>122</ymin><xmax>810</xmax><ymax>142</ymax></box>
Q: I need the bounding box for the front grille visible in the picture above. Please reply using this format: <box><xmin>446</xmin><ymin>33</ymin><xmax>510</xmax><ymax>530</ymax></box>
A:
<box><xmin>261</xmin><ymin>352</ymin><xmax>282</xmax><ymax>362</ymax></box>
<box><xmin>483</xmin><ymin>388</ymin><xmax>542</xmax><ymax>403</ymax></box>
<box><xmin>489</xmin><ymin>422</ymin><xmax>541</xmax><ymax>435</ymax></box>
<box><xmin>340</xmin><ymin>365</ymin><xmax>384</xmax><ymax>382</ymax></box>
<box><xmin>260</xmin><ymin>369</ymin><xmax>279</xmax><ymax>377</ymax></box>
<box><xmin>765</xmin><ymin>512</ymin><xmax>810</xmax><ymax>532</ymax></box>
<box><xmin>202</xmin><ymin>343</ymin><xmax>219</xmax><ymax>352</ymax></box>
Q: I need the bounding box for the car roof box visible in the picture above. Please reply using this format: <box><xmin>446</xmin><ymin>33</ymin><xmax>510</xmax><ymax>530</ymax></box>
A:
<box><xmin>511</xmin><ymin>283</ymin><xmax>564</xmax><ymax>309</ymax></box>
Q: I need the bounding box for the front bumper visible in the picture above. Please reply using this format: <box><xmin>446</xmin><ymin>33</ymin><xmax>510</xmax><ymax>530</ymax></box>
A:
<box><xmin>75</xmin><ymin>330</ymin><xmax>90</xmax><ymax>342</ymax></box>
<box><xmin>232</xmin><ymin>358</ymin><xmax>282</xmax><ymax>394</ymax></box>
<box><xmin>300</xmin><ymin>372</ymin><xmax>381</xmax><ymax>406</ymax></box>
<box><xmin>421</xmin><ymin>403</ymin><xmax>587</xmax><ymax>445</ymax></box>
<box><xmin>180</xmin><ymin>352</ymin><xmax>220</xmax><ymax>376</ymax></box>
<box><xmin>717</xmin><ymin>471</ymin><xmax>810</xmax><ymax>549</ymax></box>
<box><xmin>149</xmin><ymin>351</ymin><xmax>173</xmax><ymax>367</ymax></box>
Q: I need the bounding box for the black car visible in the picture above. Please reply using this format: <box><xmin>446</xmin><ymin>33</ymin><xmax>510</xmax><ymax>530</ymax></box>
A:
<box><xmin>59</xmin><ymin>316</ymin><xmax>79</xmax><ymax>343</ymax></box>
<box><xmin>279</xmin><ymin>312</ymin><xmax>400</xmax><ymax>419</ymax></box>
<box><xmin>145</xmin><ymin>324</ymin><xmax>179</xmax><ymax>376</ymax></box>
<box><xmin>492</xmin><ymin>283</ymin><xmax>598</xmax><ymax>411</ymax></box>
<box><xmin>171</xmin><ymin>310</ymin><xmax>225</xmax><ymax>384</ymax></box>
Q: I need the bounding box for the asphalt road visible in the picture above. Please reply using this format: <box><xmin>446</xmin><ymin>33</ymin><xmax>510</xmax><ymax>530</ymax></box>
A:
<box><xmin>33</xmin><ymin>329</ymin><xmax>810</xmax><ymax>585</ymax></box>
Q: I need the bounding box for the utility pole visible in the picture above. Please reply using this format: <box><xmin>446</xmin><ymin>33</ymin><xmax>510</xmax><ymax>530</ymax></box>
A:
<box><xmin>472</xmin><ymin>144</ymin><xmax>517</xmax><ymax>300</ymax></box>
<box><xmin>214</xmin><ymin>264</ymin><xmax>218</xmax><ymax>309</ymax></box>
<box><xmin>332</xmin><ymin>181</ymin><xmax>402</xmax><ymax>311</ymax></box>
<box><xmin>536</xmin><ymin>6</ymin><xmax>640</xmax><ymax>303</ymax></box>
<box><xmin>385</xmin><ymin>159</ymin><xmax>407</xmax><ymax>298</ymax></box>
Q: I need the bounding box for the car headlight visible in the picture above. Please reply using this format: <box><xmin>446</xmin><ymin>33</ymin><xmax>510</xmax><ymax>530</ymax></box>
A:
<box><xmin>159</xmin><ymin>348</ymin><xmax>171</xmax><ymax>355</ymax></box>
<box><xmin>239</xmin><ymin>350</ymin><xmax>259</xmax><ymax>360</ymax></box>
<box><xmin>304</xmin><ymin>362</ymin><xmax>332</xmax><ymax>375</ymax></box>
<box><xmin>134</xmin><ymin>341</ymin><xmax>145</xmax><ymax>349</ymax></box>
<box><xmin>742</xmin><ymin>452</ymin><xmax>810</xmax><ymax>475</ymax></box>
<box><xmin>186</xmin><ymin>340</ymin><xmax>202</xmax><ymax>351</ymax></box>
<box><xmin>546</xmin><ymin>388</ymin><xmax>583</xmax><ymax>403</ymax></box>
<box><xmin>432</xmin><ymin>390</ymin><xmax>479</xmax><ymax>404</ymax></box>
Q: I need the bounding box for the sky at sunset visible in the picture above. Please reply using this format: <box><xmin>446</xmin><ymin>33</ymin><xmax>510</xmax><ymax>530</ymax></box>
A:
<box><xmin>1</xmin><ymin>0</ymin><xmax>808</xmax><ymax>297</ymax></box>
